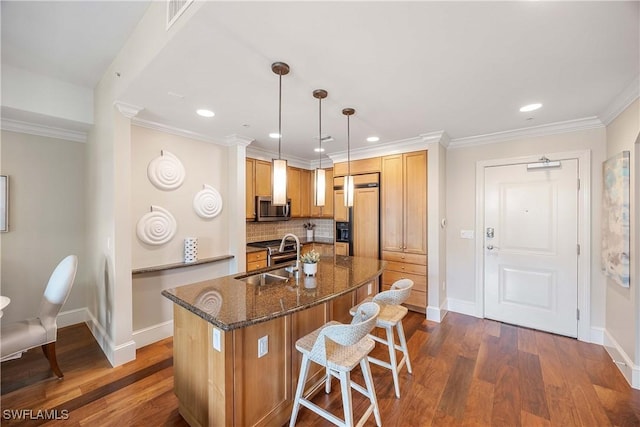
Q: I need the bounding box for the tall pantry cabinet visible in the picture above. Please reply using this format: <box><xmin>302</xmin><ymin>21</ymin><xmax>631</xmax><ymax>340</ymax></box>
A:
<box><xmin>381</xmin><ymin>150</ymin><xmax>428</xmax><ymax>312</ymax></box>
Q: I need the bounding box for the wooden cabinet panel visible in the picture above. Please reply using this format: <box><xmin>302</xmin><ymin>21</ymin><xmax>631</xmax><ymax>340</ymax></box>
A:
<box><xmin>330</xmin><ymin>291</ymin><xmax>355</xmax><ymax>324</ymax></box>
<box><xmin>335</xmin><ymin>242</ymin><xmax>349</xmax><ymax>256</ymax></box>
<box><xmin>382</xmin><ymin>270</ymin><xmax>427</xmax><ymax>292</ymax></box>
<box><xmin>255</xmin><ymin>160</ymin><xmax>272</xmax><ymax>197</ymax></box>
<box><xmin>382</xmin><ymin>250</ymin><xmax>427</xmax><ymax>265</ymax></box>
<box><xmin>384</xmin><ymin>261</ymin><xmax>427</xmax><ymax>276</ymax></box>
<box><xmin>300</xmin><ymin>169</ymin><xmax>311</xmax><ymax>217</ymax></box>
<box><xmin>310</xmin><ymin>168</ymin><xmax>334</xmax><ymax>218</ymax></box>
<box><xmin>247</xmin><ymin>260</ymin><xmax>267</xmax><ymax>272</ymax></box>
<box><xmin>291</xmin><ymin>304</ymin><xmax>329</xmax><ymax>394</ymax></box>
<box><xmin>381</xmin><ymin>154</ymin><xmax>404</xmax><ymax>252</ymax></box>
<box><xmin>356</xmin><ymin>279</ymin><xmax>378</xmax><ymax>304</ymax></box>
<box><xmin>353</xmin><ymin>186</ymin><xmax>379</xmax><ymax>260</ymax></box>
<box><xmin>333</xmin><ymin>157</ymin><xmax>381</xmax><ymax>176</ymax></box>
<box><xmin>403</xmin><ymin>151</ymin><xmax>428</xmax><ymax>254</ymax></box>
<box><xmin>246</xmin><ymin>158</ymin><xmax>256</xmax><ymax>220</ymax></box>
<box><xmin>333</xmin><ymin>189</ymin><xmax>348</xmax><ymax>222</ymax></box>
<box><xmin>287</xmin><ymin>167</ymin><xmax>302</xmax><ymax>217</ymax></box>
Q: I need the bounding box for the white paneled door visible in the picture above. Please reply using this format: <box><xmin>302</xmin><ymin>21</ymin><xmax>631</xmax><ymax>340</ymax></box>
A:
<box><xmin>484</xmin><ymin>159</ymin><xmax>578</xmax><ymax>337</ymax></box>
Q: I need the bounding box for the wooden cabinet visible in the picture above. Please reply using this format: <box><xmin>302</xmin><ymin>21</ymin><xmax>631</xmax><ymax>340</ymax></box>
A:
<box><xmin>246</xmin><ymin>250</ymin><xmax>267</xmax><ymax>272</ymax></box>
<box><xmin>335</xmin><ymin>242</ymin><xmax>349</xmax><ymax>256</ymax></box>
<box><xmin>333</xmin><ymin>157</ymin><xmax>381</xmax><ymax>176</ymax></box>
<box><xmin>333</xmin><ymin>188</ymin><xmax>348</xmax><ymax>222</ymax></box>
<box><xmin>310</xmin><ymin>168</ymin><xmax>334</xmax><ymax>218</ymax></box>
<box><xmin>246</xmin><ymin>158</ymin><xmax>272</xmax><ymax>220</ymax></box>
<box><xmin>300</xmin><ymin>169</ymin><xmax>311</xmax><ymax>217</ymax></box>
<box><xmin>381</xmin><ymin>150</ymin><xmax>428</xmax><ymax>311</ymax></box>
<box><xmin>302</xmin><ymin>242</ymin><xmax>334</xmax><ymax>257</ymax></box>
<box><xmin>287</xmin><ymin>167</ymin><xmax>302</xmax><ymax>217</ymax></box>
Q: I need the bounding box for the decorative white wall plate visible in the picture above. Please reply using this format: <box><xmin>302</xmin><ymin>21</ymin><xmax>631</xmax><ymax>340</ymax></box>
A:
<box><xmin>147</xmin><ymin>151</ymin><xmax>185</xmax><ymax>190</ymax></box>
<box><xmin>193</xmin><ymin>184</ymin><xmax>223</xmax><ymax>219</ymax></box>
<box><xmin>136</xmin><ymin>205</ymin><xmax>177</xmax><ymax>245</ymax></box>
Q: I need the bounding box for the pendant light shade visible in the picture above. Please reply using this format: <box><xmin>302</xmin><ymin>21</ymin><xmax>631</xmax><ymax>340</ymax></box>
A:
<box><xmin>313</xmin><ymin>89</ymin><xmax>328</xmax><ymax>207</ymax></box>
<box><xmin>271</xmin><ymin>62</ymin><xmax>290</xmax><ymax>206</ymax></box>
<box><xmin>342</xmin><ymin>108</ymin><xmax>355</xmax><ymax>207</ymax></box>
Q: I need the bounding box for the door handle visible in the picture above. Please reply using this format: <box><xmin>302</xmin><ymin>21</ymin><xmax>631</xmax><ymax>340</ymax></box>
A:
<box><xmin>486</xmin><ymin>244</ymin><xmax>500</xmax><ymax>251</ymax></box>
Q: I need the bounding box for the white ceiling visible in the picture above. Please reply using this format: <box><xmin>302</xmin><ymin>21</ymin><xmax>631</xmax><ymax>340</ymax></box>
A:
<box><xmin>2</xmin><ymin>1</ymin><xmax>639</xmax><ymax>161</ymax></box>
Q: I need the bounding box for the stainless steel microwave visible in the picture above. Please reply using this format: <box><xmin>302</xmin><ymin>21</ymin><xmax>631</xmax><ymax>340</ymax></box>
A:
<box><xmin>255</xmin><ymin>196</ymin><xmax>291</xmax><ymax>221</ymax></box>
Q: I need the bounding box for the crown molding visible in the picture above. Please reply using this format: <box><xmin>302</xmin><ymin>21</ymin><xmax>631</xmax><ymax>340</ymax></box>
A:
<box><xmin>246</xmin><ymin>146</ymin><xmax>314</xmax><ymax>170</ymax></box>
<box><xmin>0</xmin><ymin>118</ymin><xmax>88</xmax><ymax>143</ymax></box>
<box><xmin>327</xmin><ymin>130</ymin><xmax>448</xmax><ymax>163</ymax></box>
<box><xmin>131</xmin><ymin>117</ymin><xmax>231</xmax><ymax>146</ymax></box>
<box><xmin>225</xmin><ymin>134</ymin><xmax>254</xmax><ymax>147</ymax></box>
<box><xmin>448</xmin><ymin>117</ymin><xmax>604</xmax><ymax>149</ymax></box>
<box><xmin>113</xmin><ymin>101</ymin><xmax>143</xmax><ymax>118</ymax></box>
<box><xmin>599</xmin><ymin>75</ymin><xmax>640</xmax><ymax>126</ymax></box>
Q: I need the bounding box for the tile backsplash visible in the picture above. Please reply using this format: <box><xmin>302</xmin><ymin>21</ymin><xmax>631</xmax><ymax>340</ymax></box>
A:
<box><xmin>247</xmin><ymin>218</ymin><xmax>334</xmax><ymax>243</ymax></box>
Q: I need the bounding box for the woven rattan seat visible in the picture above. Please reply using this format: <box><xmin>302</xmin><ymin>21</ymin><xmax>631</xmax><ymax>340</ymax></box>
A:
<box><xmin>289</xmin><ymin>301</ymin><xmax>381</xmax><ymax>427</ymax></box>
<box><xmin>349</xmin><ymin>278</ymin><xmax>414</xmax><ymax>399</ymax></box>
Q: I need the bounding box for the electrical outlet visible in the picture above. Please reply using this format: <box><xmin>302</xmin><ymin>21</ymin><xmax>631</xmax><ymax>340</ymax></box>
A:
<box><xmin>367</xmin><ymin>283</ymin><xmax>372</xmax><ymax>295</ymax></box>
<box><xmin>212</xmin><ymin>328</ymin><xmax>221</xmax><ymax>352</ymax></box>
<box><xmin>442</xmin><ymin>281</ymin><xmax>446</xmax><ymax>291</ymax></box>
<box><xmin>258</xmin><ymin>335</ymin><xmax>268</xmax><ymax>358</ymax></box>
<box><xmin>460</xmin><ymin>230</ymin><xmax>474</xmax><ymax>239</ymax></box>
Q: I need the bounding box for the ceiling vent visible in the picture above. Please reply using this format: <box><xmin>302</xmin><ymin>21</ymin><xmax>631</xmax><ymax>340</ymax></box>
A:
<box><xmin>166</xmin><ymin>0</ymin><xmax>193</xmax><ymax>29</ymax></box>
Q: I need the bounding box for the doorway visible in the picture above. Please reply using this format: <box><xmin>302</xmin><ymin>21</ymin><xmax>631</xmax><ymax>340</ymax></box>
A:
<box><xmin>475</xmin><ymin>151</ymin><xmax>591</xmax><ymax>340</ymax></box>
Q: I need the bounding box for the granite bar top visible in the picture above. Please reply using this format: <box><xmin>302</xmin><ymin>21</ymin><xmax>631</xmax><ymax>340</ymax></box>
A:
<box><xmin>161</xmin><ymin>256</ymin><xmax>385</xmax><ymax>331</ymax></box>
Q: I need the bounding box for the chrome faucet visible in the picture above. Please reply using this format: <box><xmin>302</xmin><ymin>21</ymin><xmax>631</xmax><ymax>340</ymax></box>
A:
<box><xmin>279</xmin><ymin>233</ymin><xmax>301</xmax><ymax>273</ymax></box>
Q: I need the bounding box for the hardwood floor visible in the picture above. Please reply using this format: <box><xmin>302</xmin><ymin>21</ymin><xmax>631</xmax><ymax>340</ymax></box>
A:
<box><xmin>2</xmin><ymin>312</ymin><xmax>639</xmax><ymax>426</ymax></box>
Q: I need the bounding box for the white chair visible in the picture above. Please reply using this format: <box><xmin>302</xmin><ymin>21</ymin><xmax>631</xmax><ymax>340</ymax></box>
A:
<box><xmin>350</xmin><ymin>278</ymin><xmax>414</xmax><ymax>399</ymax></box>
<box><xmin>290</xmin><ymin>301</ymin><xmax>381</xmax><ymax>427</ymax></box>
<box><xmin>1</xmin><ymin>255</ymin><xmax>78</xmax><ymax>378</ymax></box>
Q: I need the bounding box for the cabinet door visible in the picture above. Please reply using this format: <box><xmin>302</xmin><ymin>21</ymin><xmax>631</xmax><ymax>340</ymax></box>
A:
<box><xmin>300</xmin><ymin>169</ymin><xmax>311</xmax><ymax>217</ymax></box>
<box><xmin>246</xmin><ymin>158</ymin><xmax>255</xmax><ymax>220</ymax></box>
<box><xmin>381</xmin><ymin>154</ymin><xmax>404</xmax><ymax>252</ymax></box>
<box><xmin>335</xmin><ymin>242</ymin><xmax>349</xmax><ymax>256</ymax></box>
<box><xmin>353</xmin><ymin>187</ymin><xmax>379</xmax><ymax>260</ymax></box>
<box><xmin>287</xmin><ymin>167</ymin><xmax>301</xmax><ymax>217</ymax></box>
<box><xmin>322</xmin><ymin>168</ymin><xmax>334</xmax><ymax>218</ymax></box>
<box><xmin>333</xmin><ymin>189</ymin><xmax>348</xmax><ymax>222</ymax></box>
<box><xmin>255</xmin><ymin>160</ymin><xmax>272</xmax><ymax>197</ymax></box>
<box><xmin>403</xmin><ymin>151</ymin><xmax>427</xmax><ymax>254</ymax></box>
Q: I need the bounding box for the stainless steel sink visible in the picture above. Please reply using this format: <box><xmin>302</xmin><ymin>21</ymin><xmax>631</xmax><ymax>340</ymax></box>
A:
<box><xmin>236</xmin><ymin>268</ymin><xmax>291</xmax><ymax>286</ymax></box>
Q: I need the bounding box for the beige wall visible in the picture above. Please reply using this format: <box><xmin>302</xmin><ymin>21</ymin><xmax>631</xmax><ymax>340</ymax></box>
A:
<box><xmin>0</xmin><ymin>130</ymin><xmax>87</xmax><ymax>324</ymax></box>
<box><xmin>445</xmin><ymin>127</ymin><xmax>607</xmax><ymax>327</ymax></box>
<box><xmin>605</xmin><ymin>99</ymin><xmax>639</xmax><ymax>365</ymax></box>
<box><xmin>131</xmin><ymin>126</ymin><xmax>231</xmax><ymax>268</ymax></box>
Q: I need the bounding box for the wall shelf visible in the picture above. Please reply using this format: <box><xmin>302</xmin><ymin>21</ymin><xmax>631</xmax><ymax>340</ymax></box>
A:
<box><xmin>132</xmin><ymin>254</ymin><xmax>234</xmax><ymax>275</ymax></box>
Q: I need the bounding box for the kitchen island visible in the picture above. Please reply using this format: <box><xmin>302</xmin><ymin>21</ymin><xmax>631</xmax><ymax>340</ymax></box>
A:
<box><xmin>161</xmin><ymin>255</ymin><xmax>385</xmax><ymax>427</ymax></box>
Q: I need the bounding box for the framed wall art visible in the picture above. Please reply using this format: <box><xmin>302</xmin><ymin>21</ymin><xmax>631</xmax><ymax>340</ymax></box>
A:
<box><xmin>601</xmin><ymin>151</ymin><xmax>630</xmax><ymax>287</ymax></box>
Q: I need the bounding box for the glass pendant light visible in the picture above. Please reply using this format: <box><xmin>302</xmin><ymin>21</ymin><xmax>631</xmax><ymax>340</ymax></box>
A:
<box><xmin>342</xmin><ymin>108</ymin><xmax>355</xmax><ymax>207</ymax></box>
<box><xmin>313</xmin><ymin>89</ymin><xmax>327</xmax><ymax>206</ymax></box>
<box><xmin>271</xmin><ymin>62</ymin><xmax>290</xmax><ymax>206</ymax></box>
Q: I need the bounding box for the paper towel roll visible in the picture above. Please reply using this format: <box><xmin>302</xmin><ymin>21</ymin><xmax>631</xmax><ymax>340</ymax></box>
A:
<box><xmin>184</xmin><ymin>237</ymin><xmax>198</xmax><ymax>263</ymax></box>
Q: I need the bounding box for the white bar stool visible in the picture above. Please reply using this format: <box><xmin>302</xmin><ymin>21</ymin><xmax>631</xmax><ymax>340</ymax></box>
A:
<box><xmin>350</xmin><ymin>278</ymin><xmax>414</xmax><ymax>399</ymax></box>
<box><xmin>289</xmin><ymin>301</ymin><xmax>382</xmax><ymax>427</ymax></box>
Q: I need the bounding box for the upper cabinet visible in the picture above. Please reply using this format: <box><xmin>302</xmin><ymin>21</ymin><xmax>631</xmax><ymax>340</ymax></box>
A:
<box><xmin>333</xmin><ymin>157</ymin><xmax>381</xmax><ymax>176</ymax></box>
<box><xmin>310</xmin><ymin>168</ymin><xmax>334</xmax><ymax>219</ymax></box>
<box><xmin>381</xmin><ymin>151</ymin><xmax>427</xmax><ymax>255</ymax></box>
<box><xmin>246</xmin><ymin>158</ymin><xmax>272</xmax><ymax>220</ymax></box>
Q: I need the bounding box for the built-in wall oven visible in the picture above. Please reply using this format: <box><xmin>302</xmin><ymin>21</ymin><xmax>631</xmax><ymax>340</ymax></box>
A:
<box><xmin>247</xmin><ymin>239</ymin><xmax>300</xmax><ymax>267</ymax></box>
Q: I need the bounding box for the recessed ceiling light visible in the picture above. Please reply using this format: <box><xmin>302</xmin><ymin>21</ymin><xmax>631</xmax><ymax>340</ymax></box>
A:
<box><xmin>366</xmin><ymin>136</ymin><xmax>380</xmax><ymax>142</ymax></box>
<box><xmin>519</xmin><ymin>103</ymin><xmax>542</xmax><ymax>112</ymax></box>
<box><xmin>269</xmin><ymin>132</ymin><xmax>281</xmax><ymax>139</ymax></box>
<box><xmin>314</xmin><ymin>147</ymin><xmax>325</xmax><ymax>153</ymax></box>
<box><xmin>196</xmin><ymin>109</ymin><xmax>215</xmax><ymax>117</ymax></box>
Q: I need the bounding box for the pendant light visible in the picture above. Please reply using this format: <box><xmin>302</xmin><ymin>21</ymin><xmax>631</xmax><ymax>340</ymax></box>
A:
<box><xmin>342</xmin><ymin>108</ymin><xmax>355</xmax><ymax>207</ymax></box>
<box><xmin>271</xmin><ymin>62</ymin><xmax>290</xmax><ymax>206</ymax></box>
<box><xmin>313</xmin><ymin>89</ymin><xmax>327</xmax><ymax>206</ymax></box>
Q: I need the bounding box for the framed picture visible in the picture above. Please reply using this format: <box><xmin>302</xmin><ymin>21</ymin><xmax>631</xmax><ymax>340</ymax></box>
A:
<box><xmin>601</xmin><ymin>151</ymin><xmax>630</xmax><ymax>287</ymax></box>
<box><xmin>0</xmin><ymin>175</ymin><xmax>7</xmax><ymax>232</ymax></box>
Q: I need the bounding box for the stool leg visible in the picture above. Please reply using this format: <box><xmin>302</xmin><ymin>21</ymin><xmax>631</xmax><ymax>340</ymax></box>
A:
<box><xmin>361</xmin><ymin>358</ymin><xmax>381</xmax><ymax>427</ymax></box>
<box><xmin>385</xmin><ymin>325</ymin><xmax>401</xmax><ymax>399</ymax></box>
<box><xmin>396</xmin><ymin>321</ymin><xmax>412</xmax><ymax>374</ymax></box>
<box><xmin>290</xmin><ymin>354</ymin><xmax>311</xmax><ymax>427</ymax></box>
<box><xmin>339</xmin><ymin>370</ymin><xmax>354</xmax><ymax>427</ymax></box>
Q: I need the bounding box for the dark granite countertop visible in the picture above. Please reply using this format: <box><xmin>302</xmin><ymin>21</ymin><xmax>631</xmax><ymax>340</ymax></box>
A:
<box><xmin>161</xmin><ymin>256</ymin><xmax>386</xmax><ymax>331</ymax></box>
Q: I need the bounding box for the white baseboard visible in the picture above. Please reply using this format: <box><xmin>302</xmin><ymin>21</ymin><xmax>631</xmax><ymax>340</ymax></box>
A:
<box><xmin>446</xmin><ymin>298</ymin><xmax>479</xmax><ymax>318</ymax></box>
<box><xmin>85</xmin><ymin>309</ymin><xmax>136</xmax><ymax>367</ymax></box>
<box><xmin>57</xmin><ymin>307</ymin><xmax>89</xmax><ymax>328</ymax></box>
<box><xmin>603</xmin><ymin>328</ymin><xmax>640</xmax><ymax>390</ymax></box>
<box><xmin>132</xmin><ymin>320</ymin><xmax>173</xmax><ymax>349</ymax></box>
<box><xmin>426</xmin><ymin>300</ymin><xmax>448</xmax><ymax>322</ymax></box>
<box><xmin>589</xmin><ymin>326</ymin><xmax>605</xmax><ymax>345</ymax></box>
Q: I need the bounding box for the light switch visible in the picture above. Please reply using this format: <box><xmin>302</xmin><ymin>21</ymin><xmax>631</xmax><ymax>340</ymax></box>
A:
<box><xmin>460</xmin><ymin>230</ymin><xmax>474</xmax><ymax>239</ymax></box>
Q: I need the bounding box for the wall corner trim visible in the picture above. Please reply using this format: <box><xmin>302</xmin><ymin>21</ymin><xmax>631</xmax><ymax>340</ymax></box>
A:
<box><xmin>600</xmin><ymin>75</ymin><xmax>640</xmax><ymax>126</ymax></box>
<box><xmin>132</xmin><ymin>320</ymin><xmax>174</xmax><ymax>349</ymax></box>
<box><xmin>85</xmin><ymin>310</ymin><xmax>136</xmax><ymax>367</ymax></box>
